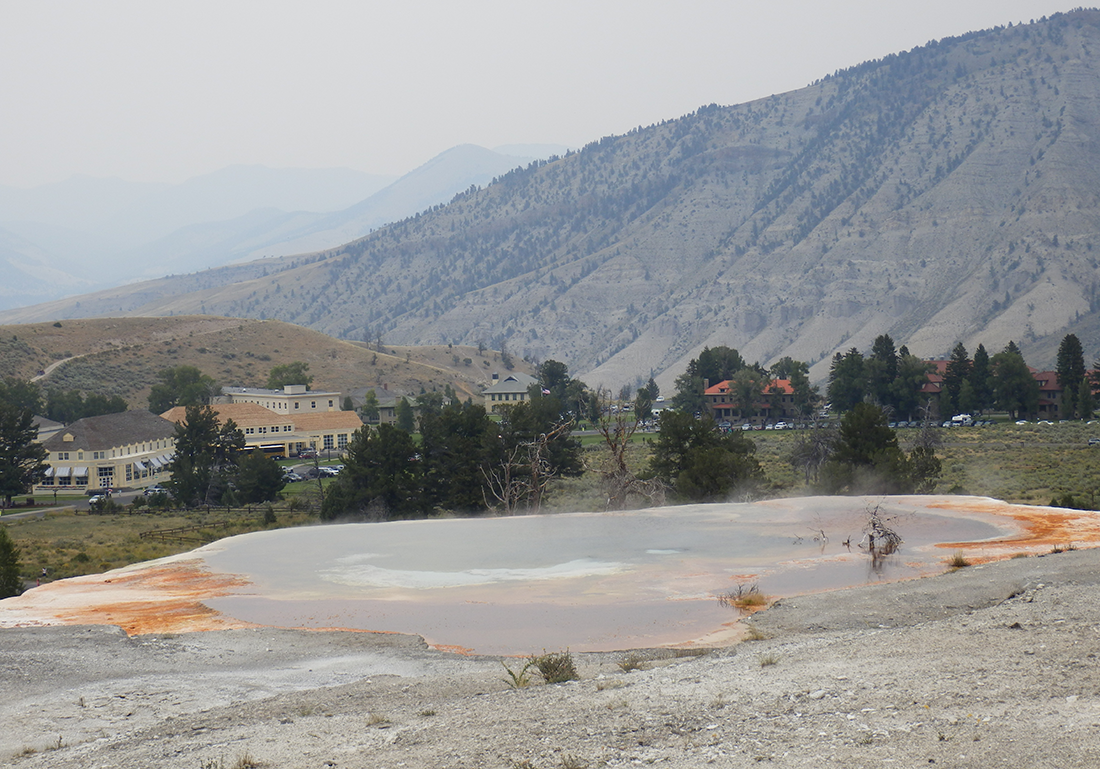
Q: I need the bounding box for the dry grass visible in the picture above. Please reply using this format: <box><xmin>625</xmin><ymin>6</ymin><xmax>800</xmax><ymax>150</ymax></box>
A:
<box><xmin>717</xmin><ymin>584</ymin><xmax>769</xmax><ymax>612</ymax></box>
<box><xmin>6</xmin><ymin>504</ymin><xmax>316</xmax><ymax>580</ymax></box>
<box><xmin>947</xmin><ymin>551</ymin><xmax>971</xmax><ymax>569</ymax></box>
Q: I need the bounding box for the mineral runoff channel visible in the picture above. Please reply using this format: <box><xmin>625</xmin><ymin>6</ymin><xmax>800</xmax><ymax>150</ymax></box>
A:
<box><xmin>3</xmin><ymin>496</ymin><xmax>1098</xmax><ymax>656</ymax></box>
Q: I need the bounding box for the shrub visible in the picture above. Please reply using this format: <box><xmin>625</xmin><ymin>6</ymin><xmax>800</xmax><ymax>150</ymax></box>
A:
<box><xmin>532</xmin><ymin>650</ymin><xmax>578</xmax><ymax>684</ymax></box>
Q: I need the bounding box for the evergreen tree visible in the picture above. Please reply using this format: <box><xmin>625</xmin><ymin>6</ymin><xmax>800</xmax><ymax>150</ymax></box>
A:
<box><xmin>395</xmin><ymin>397</ymin><xmax>416</xmax><ymax>432</ymax></box>
<box><xmin>891</xmin><ymin>354</ymin><xmax>933</xmax><ymax>421</ymax></box>
<box><xmin>1077</xmin><ymin>378</ymin><xmax>1095</xmax><ymax>421</ymax></box>
<box><xmin>165</xmin><ymin>405</ymin><xmax>245</xmax><ymax>506</ymax></box>
<box><xmin>942</xmin><ymin>343</ymin><xmax>971</xmax><ymax>417</ymax></box>
<box><xmin>728</xmin><ymin>367</ymin><xmax>767</xmax><ymax>419</ymax></box>
<box><xmin>360</xmin><ymin>390</ymin><xmax>380</xmax><ymax>423</ymax></box>
<box><xmin>866</xmin><ymin>334</ymin><xmax>899</xmax><ymax>409</ymax></box>
<box><xmin>969</xmin><ymin>344</ymin><xmax>994</xmax><ymax>413</ymax></box>
<box><xmin>788</xmin><ymin>362</ymin><xmax>818</xmax><ymax>418</ymax></box>
<box><xmin>0</xmin><ymin>526</ymin><xmax>22</xmax><ymax>598</ymax></box>
<box><xmin>0</xmin><ymin>378</ymin><xmax>41</xmax><ymax>416</ymax></box>
<box><xmin>650</xmin><ymin>411</ymin><xmax>762</xmax><ymax>501</ymax></box>
<box><xmin>826</xmin><ymin>349</ymin><xmax>866</xmax><ymax>412</ymax></box>
<box><xmin>266</xmin><ymin>361</ymin><xmax>312</xmax><ymax>390</ymax></box>
<box><xmin>1056</xmin><ymin>334</ymin><xmax>1086</xmax><ymax>418</ymax></box>
<box><xmin>149</xmin><ymin>366</ymin><xmax>218</xmax><ymax>413</ymax></box>
<box><xmin>0</xmin><ymin>400</ymin><xmax>48</xmax><ymax>507</ymax></box>
<box><xmin>418</xmin><ymin>400</ymin><xmax>496</xmax><ymax>512</ymax></box>
<box><xmin>233</xmin><ymin>449</ymin><xmax>286</xmax><ymax>503</ymax></box>
<box><xmin>991</xmin><ymin>350</ymin><xmax>1039</xmax><ymax>419</ymax></box>
<box><xmin>821</xmin><ymin>403</ymin><xmax>912</xmax><ymax>494</ymax></box>
<box><xmin>321</xmin><ymin>425</ymin><xmax>425</xmax><ymax>520</ymax></box>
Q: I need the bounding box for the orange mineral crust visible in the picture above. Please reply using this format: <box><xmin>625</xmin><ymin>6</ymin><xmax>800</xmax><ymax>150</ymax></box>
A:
<box><xmin>0</xmin><ymin>559</ymin><xmax>258</xmax><ymax>635</ymax></box>
<box><xmin>926</xmin><ymin>497</ymin><xmax>1100</xmax><ymax>557</ymax></box>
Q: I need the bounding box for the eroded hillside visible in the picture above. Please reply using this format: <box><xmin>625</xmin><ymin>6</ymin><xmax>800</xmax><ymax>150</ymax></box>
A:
<box><xmin>5</xmin><ymin>12</ymin><xmax>1100</xmax><ymax>388</ymax></box>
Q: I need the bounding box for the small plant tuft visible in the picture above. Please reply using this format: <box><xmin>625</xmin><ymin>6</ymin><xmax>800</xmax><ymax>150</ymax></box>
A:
<box><xmin>948</xmin><ymin>551</ymin><xmax>971</xmax><ymax>569</ymax></box>
<box><xmin>503</xmin><ymin>659</ymin><xmax>535</xmax><ymax>689</ymax></box>
<box><xmin>617</xmin><ymin>653</ymin><xmax>646</xmax><ymax>672</ymax></box>
<box><xmin>742</xmin><ymin>624</ymin><xmax>770</xmax><ymax>641</ymax></box>
<box><xmin>759</xmin><ymin>653</ymin><xmax>780</xmax><ymax>667</ymax></box>
<box><xmin>366</xmin><ymin>712</ymin><xmax>390</xmax><ymax>726</ymax></box>
<box><xmin>718</xmin><ymin>583</ymin><xmax>768</xmax><ymax>612</ymax></box>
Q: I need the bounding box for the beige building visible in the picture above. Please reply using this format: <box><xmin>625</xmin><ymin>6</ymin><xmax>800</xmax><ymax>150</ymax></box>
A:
<box><xmin>36</xmin><ymin>411</ymin><xmax>177</xmax><ymax>493</ymax></box>
<box><xmin>482</xmin><ymin>372</ymin><xmax>539</xmax><ymax>413</ymax></box>
<box><xmin>161</xmin><ymin>403</ymin><xmax>362</xmax><ymax>458</ymax></box>
<box><xmin>218</xmin><ymin>385</ymin><xmax>342</xmax><ymax>413</ymax></box>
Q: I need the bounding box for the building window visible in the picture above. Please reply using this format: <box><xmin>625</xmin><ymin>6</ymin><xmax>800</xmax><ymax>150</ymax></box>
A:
<box><xmin>337</xmin><ymin>433</ymin><xmax>348</xmax><ymax>449</ymax></box>
<box><xmin>125</xmin><ymin>464</ymin><xmax>133</xmax><ymax>482</ymax></box>
<box><xmin>295</xmin><ymin>402</ymin><xmax>300</xmax><ymax>409</ymax></box>
<box><xmin>57</xmin><ymin>452</ymin><xmax>69</xmax><ymax>461</ymax></box>
<box><xmin>323</xmin><ymin>434</ymin><xmax>334</xmax><ymax>450</ymax></box>
<box><xmin>311</xmin><ymin>401</ymin><xmax>316</xmax><ymax>409</ymax></box>
<box><xmin>328</xmin><ymin>400</ymin><xmax>334</xmax><ymax>408</ymax></box>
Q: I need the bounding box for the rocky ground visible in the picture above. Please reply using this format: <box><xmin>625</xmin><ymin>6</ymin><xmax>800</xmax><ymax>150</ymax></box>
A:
<box><xmin>4</xmin><ymin>546</ymin><xmax>1100</xmax><ymax>768</ymax></box>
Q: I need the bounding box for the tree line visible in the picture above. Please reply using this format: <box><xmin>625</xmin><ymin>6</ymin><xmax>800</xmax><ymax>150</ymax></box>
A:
<box><xmin>828</xmin><ymin>333</ymin><xmax>1095</xmax><ymax>421</ymax></box>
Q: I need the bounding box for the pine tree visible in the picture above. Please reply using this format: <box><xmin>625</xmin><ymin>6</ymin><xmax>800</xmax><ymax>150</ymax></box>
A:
<box><xmin>942</xmin><ymin>343</ymin><xmax>972</xmax><ymax>417</ymax></box>
<box><xmin>0</xmin><ymin>526</ymin><xmax>23</xmax><ymax>598</ymax></box>
<box><xmin>969</xmin><ymin>344</ymin><xmax>994</xmax><ymax>413</ymax></box>
<box><xmin>1077</xmin><ymin>378</ymin><xmax>1095</xmax><ymax>421</ymax></box>
<box><xmin>1056</xmin><ymin>334</ymin><xmax>1086</xmax><ymax>417</ymax></box>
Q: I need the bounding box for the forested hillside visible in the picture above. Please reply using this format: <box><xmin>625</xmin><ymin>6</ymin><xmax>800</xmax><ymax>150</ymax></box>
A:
<box><xmin>6</xmin><ymin>11</ymin><xmax>1100</xmax><ymax>390</ymax></box>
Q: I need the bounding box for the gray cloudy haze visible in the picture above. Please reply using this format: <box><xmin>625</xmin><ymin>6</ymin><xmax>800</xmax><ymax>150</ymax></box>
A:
<box><xmin>1</xmin><ymin>0</ymin><xmax>1077</xmax><ymax>187</ymax></box>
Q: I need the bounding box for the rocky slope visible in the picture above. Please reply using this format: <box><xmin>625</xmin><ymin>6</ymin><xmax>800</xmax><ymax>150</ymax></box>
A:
<box><xmin>6</xmin><ymin>12</ymin><xmax>1100</xmax><ymax>389</ymax></box>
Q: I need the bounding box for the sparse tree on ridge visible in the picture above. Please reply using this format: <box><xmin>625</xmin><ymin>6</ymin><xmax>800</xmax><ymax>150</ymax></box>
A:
<box><xmin>266</xmin><ymin>361</ymin><xmax>313</xmax><ymax>390</ymax></box>
<box><xmin>148</xmin><ymin>366</ymin><xmax>218</xmax><ymax>413</ymax></box>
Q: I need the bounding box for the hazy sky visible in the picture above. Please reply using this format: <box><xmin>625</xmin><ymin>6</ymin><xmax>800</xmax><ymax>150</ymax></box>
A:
<box><xmin>0</xmin><ymin>1</ymin><xmax>1077</xmax><ymax>187</ymax></box>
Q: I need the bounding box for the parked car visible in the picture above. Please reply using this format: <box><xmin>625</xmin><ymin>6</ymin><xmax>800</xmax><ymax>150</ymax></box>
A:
<box><xmin>143</xmin><ymin>485</ymin><xmax>168</xmax><ymax>496</ymax></box>
<box><xmin>298</xmin><ymin>448</ymin><xmax>318</xmax><ymax>459</ymax></box>
<box><xmin>282</xmin><ymin>471</ymin><xmax>303</xmax><ymax>483</ymax></box>
<box><xmin>1088</xmin><ymin>438</ymin><xmax>1100</xmax><ymax>447</ymax></box>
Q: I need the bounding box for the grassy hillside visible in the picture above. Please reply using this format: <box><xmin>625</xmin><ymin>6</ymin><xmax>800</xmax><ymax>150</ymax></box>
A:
<box><xmin>0</xmin><ymin>316</ymin><xmax>529</xmax><ymax>408</ymax></box>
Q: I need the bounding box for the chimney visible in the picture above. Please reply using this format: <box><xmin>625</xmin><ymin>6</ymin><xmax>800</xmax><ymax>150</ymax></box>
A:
<box><xmin>703</xmin><ymin>378</ymin><xmax>710</xmax><ymax>390</ymax></box>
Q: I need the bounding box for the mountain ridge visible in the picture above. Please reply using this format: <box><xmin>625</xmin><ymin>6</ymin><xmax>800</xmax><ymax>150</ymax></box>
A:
<box><xmin>5</xmin><ymin>11</ymin><xmax>1100</xmax><ymax>390</ymax></box>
